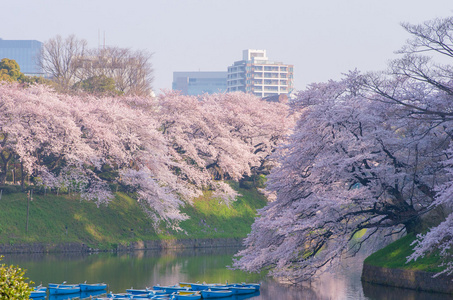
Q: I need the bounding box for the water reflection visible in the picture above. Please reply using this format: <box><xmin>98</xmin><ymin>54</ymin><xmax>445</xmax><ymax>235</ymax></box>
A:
<box><xmin>3</xmin><ymin>247</ymin><xmax>453</xmax><ymax>300</ymax></box>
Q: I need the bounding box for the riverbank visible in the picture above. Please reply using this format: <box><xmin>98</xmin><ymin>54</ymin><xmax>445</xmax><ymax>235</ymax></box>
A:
<box><xmin>362</xmin><ymin>264</ymin><xmax>453</xmax><ymax>294</ymax></box>
<box><xmin>0</xmin><ymin>181</ymin><xmax>266</xmax><ymax>253</ymax></box>
<box><xmin>361</xmin><ymin>233</ymin><xmax>453</xmax><ymax>295</ymax></box>
<box><xmin>0</xmin><ymin>237</ymin><xmax>245</xmax><ymax>254</ymax></box>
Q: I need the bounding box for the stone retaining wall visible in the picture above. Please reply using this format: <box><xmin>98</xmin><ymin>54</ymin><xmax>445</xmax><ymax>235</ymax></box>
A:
<box><xmin>0</xmin><ymin>238</ymin><xmax>244</xmax><ymax>254</ymax></box>
<box><xmin>362</xmin><ymin>264</ymin><xmax>453</xmax><ymax>294</ymax></box>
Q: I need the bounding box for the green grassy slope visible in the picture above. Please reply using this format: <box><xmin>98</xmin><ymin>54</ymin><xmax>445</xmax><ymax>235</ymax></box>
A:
<box><xmin>176</xmin><ymin>181</ymin><xmax>267</xmax><ymax>239</ymax></box>
<box><xmin>0</xmin><ymin>182</ymin><xmax>267</xmax><ymax>249</ymax></box>
<box><xmin>363</xmin><ymin>233</ymin><xmax>444</xmax><ymax>273</ymax></box>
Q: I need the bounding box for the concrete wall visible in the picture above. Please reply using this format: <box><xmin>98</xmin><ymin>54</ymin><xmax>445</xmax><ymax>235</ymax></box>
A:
<box><xmin>0</xmin><ymin>238</ymin><xmax>244</xmax><ymax>254</ymax></box>
<box><xmin>362</xmin><ymin>264</ymin><xmax>453</xmax><ymax>295</ymax></box>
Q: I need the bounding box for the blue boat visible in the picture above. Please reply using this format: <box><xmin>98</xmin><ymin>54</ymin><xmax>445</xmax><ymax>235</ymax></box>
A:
<box><xmin>48</xmin><ymin>283</ymin><xmax>80</xmax><ymax>294</ymax></box>
<box><xmin>106</xmin><ymin>293</ymin><xmax>131</xmax><ymax>298</ymax></box>
<box><xmin>189</xmin><ymin>283</ymin><xmax>227</xmax><ymax>291</ymax></box>
<box><xmin>227</xmin><ymin>286</ymin><xmax>256</xmax><ymax>295</ymax></box>
<box><xmin>201</xmin><ymin>289</ymin><xmax>233</xmax><ymax>298</ymax></box>
<box><xmin>108</xmin><ymin>293</ymin><xmax>154</xmax><ymax>299</ymax></box>
<box><xmin>49</xmin><ymin>283</ymin><xmax>80</xmax><ymax>289</ymax></box>
<box><xmin>228</xmin><ymin>283</ymin><xmax>261</xmax><ymax>291</ymax></box>
<box><xmin>152</xmin><ymin>285</ymin><xmax>187</xmax><ymax>294</ymax></box>
<box><xmin>80</xmin><ymin>283</ymin><xmax>108</xmax><ymax>292</ymax></box>
<box><xmin>48</xmin><ymin>286</ymin><xmax>81</xmax><ymax>295</ymax></box>
<box><xmin>126</xmin><ymin>288</ymin><xmax>168</xmax><ymax>297</ymax></box>
<box><xmin>30</xmin><ymin>286</ymin><xmax>47</xmax><ymax>298</ymax></box>
<box><xmin>170</xmin><ymin>291</ymin><xmax>201</xmax><ymax>300</ymax></box>
<box><xmin>126</xmin><ymin>288</ymin><xmax>149</xmax><ymax>295</ymax></box>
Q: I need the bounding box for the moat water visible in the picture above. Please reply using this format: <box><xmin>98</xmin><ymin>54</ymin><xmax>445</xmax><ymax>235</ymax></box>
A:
<box><xmin>3</xmin><ymin>247</ymin><xmax>453</xmax><ymax>300</ymax></box>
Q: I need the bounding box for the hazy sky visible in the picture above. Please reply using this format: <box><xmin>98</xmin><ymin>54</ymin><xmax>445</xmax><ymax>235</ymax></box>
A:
<box><xmin>2</xmin><ymin>0</ymin><xmax>452</xmax><ymax>93</ymax></box>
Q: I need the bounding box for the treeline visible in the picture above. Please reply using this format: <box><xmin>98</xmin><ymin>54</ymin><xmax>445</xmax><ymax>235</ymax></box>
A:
<box><xmin>0</xmin><ymin>83</ymin><xmax>293</xmax><ymax>228</ymax></box>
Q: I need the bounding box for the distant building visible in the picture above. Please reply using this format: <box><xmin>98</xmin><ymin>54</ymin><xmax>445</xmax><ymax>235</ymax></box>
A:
<box><xmin>0</xmin><ymin>39</ymin><xmax>43</xmax><ymax>76</ymax></box>
<box><xmin>172</xmin><ymin>71</ymin><xmax>227</xmax><ymax>95</ymax></box>
<box><xmin>227</xmin><ymin>49</ymin><xmax>294</xmax><ymax>98</ymax></box>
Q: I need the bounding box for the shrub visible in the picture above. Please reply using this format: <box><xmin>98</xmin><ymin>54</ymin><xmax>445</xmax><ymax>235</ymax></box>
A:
<box><xmin>0</xmin><ymin>185</ymin><xmax>21</xmax><ymax>195</ymax></box>
<box><xmin>239</xmin><ymin>175</ymin><xmax>267</xmax><ymax>189</ymax></box>
<box><xmin>0</xmin><ymin>256</ymin><xmax>33</xmax><ymax>299</ymax></box>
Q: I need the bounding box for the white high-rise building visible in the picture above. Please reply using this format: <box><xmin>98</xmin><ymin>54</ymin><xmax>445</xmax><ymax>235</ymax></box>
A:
<box><xmin>227</xmin><ymin>49</ymin><xmax>294</xmax><ymax>98</ymax></box>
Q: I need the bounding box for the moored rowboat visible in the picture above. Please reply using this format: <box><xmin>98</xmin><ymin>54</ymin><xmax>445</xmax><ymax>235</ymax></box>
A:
<box><xmin>227</xmin><ymin>282</ymin><xmax>261</xmax><ymax>291</ymax></box>
<box><xmin>48</xmin><ymin>286</ymin><xmax>80</xmax><ymax>295</ymax></box>
<box><xmin>171</xmin><ymin>290</ymin><xmax>201</xmax><ymax>300</ymax></box>
<box><xmin>201</xmin><ymin>289</ymin><xmax>233</xmax><ymax>298</ymax></box>
<box><xmin>30</xmin><ymin>286</ymin><xmax>47</xmax><ymax>298</ymax></box>
<box><xmin>48</xmin><ymin>283</ymin><xmax>80</xmax><ymax>288</ymax></box>
<box><xmin>227</xmin><ymin>286</ymin><xmax>256</xmax><ymax>295</ymax></box>
<box><xmin>242</xmin><ymin>283</ymin><xmax>260</xmax><ymax>291</ymax></box>
<box><xmin>80</xmin><ymin>283</ymin><xmax>108</xmax><ymax>291</ymax></box>
<box><xmin>126</xmin><ymin>288</ymin><xmax>167</xmax><ymax>295</ymax></box>
<box><xmin>189</xmin><ymin>283</ymin><xmax>227</xmax><ymax>291</ymax></box>
<box><xmin>178</xmin><ymin>282</ymin><xmax>193</xmax><ymax>288</ymax></box>
<box><xmin>153</xmin><ymin>285</ymin><xmax>187</xmax><ymax>293</ymax></box>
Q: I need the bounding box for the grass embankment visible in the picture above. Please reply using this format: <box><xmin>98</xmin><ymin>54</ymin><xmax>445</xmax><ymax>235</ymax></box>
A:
<box><xmin>363</xmin><ymin>233</ymin><xmax>444</xmax><ymax>273</ymax></box>
<box><xmin>0</xmin><ymin>181</ymin><xmax>267</xmax><ymax>249</ymax></box>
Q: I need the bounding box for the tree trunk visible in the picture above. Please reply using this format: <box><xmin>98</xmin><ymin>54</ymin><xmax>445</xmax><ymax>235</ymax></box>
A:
<box><xmin>386</xmin><ymin>185</ymin><xmax>424</xmax><ymax>234</ymax></box>
<box><xmin>403</xmin><ymin>215</ymin><xmax>423</xmax><ymax>234</ymax></box>
<box><xmin>0</xmin><ymin>151</ymin><xmax>12</xmax><ymax>185</ymax></box>
<box><xmin>407</xmin><ymin>205</ymin><xmax>448</xmax><ymax>234</ymax></box>
<box><xmin>20</xmin><ymin>162</ymin><xmax>25</xmax><ymax>191</ymax></box>
<box><xmin>0</xmin><ymin>163</ymin><xmax>6</xmax><ymax>185</ymax></box>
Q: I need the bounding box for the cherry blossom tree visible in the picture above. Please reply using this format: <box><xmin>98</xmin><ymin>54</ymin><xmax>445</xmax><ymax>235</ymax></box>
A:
<box><xmin>155</xmin><ymin>91</ymin><xmax>292</xmax><ymax>204</ymax></box>
<box><xmin>233</xmin><ymin>71</ymin><xmax>450</xmax><ymax>282</ymax></box>
<box><xmin>234</xmin><ymin>16</ymin><xmax>453</xmax><ymax>282</ymax></box>
<box><xmin>0</xmin><ymin>83</ymin><xmax>185</xmax><ymax>224</ymax></box>
<box><xmin>0</xmin><ymin>83</ymin><xmax>93</xmax><ymax>187</ymax></box>
<box><xmin>366</xmin><ymin>16</ymin><xmax>453</xmax><ymax>275</ymax></box>
<box><xmin>56</xmin><ymin>92</ymin><xmax>193</xmax><ymax>223</ymax></box>
<box><xmin>1</xmin><ymin>83</ymin><xmax>292</xmax><ymax>228</ymax></box>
